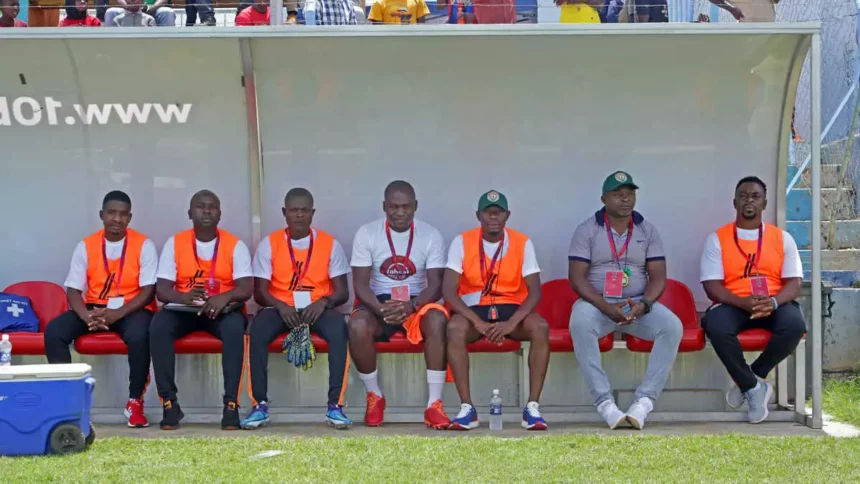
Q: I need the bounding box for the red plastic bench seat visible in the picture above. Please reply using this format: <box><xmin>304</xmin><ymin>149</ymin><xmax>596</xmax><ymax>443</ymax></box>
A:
<box><xmin>75</xmin><ymin>330</ymin><xmax>228</xmax><ymax>355</ymax></box>
<box><xmin>267</xmin><ymin>332</ymin><xmax>520</xmax><ymax>354</ymax></box>
<box><xmin>537</xmin><ymin>279</ymin><xmax>614</xmax><ymax>353</ymax></box>
<box><xmin>625</xmin><ymin>279</ymin><xmax>706</xmax><ymax>353</ymax></box>
<box><xmin>2</xmin><ymin>281</ymin><xmax>68</xmax><ymax>356</ymax></box>
<box><xmin>736</xmin><ymin>328</ymin><xmax>772</xmax><ymax>352</ymax></box>
<box><xmin>6</xmin><ymin>333</ymin><xmax>46</xmax><ymax>356</ymax></box>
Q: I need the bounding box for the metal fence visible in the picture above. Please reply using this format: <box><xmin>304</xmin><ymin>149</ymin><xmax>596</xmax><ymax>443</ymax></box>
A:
<box><xmin>690</xmin><ymin>0</ymin><xmax>860</xmax><ymax>224</ymax></box>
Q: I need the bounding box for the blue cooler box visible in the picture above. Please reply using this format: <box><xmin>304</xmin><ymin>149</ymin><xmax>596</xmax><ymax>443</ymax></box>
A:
<box><xmin>0</xmin><ymin>363</ymin><xmax>96</xmax><ymax>456</ymax></box>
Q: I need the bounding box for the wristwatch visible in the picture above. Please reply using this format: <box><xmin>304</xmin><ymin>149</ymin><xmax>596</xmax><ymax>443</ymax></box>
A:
<box><xmin>323</xmin><ymin>297</ymin><xmax>335</xmax><ymax>310</ymax></box>
<box><xmin>641</xmin><ymin>299</ymin><xmax>654</xmax><ymax>314</ymax></box>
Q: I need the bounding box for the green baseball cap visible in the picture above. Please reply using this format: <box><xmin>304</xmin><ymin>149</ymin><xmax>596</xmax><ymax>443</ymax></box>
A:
<box><xmin>602</xmin><ymin>171</ymin><xmax>639</xmax><ymax>194</ymax></box>
<box><xmin>477</xmin><ymin>190</ymin><xmax>509</xmax><ymax>211</ymax></box>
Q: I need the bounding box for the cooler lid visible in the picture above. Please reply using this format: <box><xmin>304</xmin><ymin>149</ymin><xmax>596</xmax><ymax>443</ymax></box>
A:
<box><xmin>0</xmin><ymin>363</ymin><xmax>92</xmax><ymax>380</ymax></box>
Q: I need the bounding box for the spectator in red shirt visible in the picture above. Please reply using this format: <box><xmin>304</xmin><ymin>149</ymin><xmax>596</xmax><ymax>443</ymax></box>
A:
<box><xmin>0</xmin><ymin>0</ymin><xmax>27</xmax><ymax>26</ymax></box>
<box><xmin>60</xmin><ymin>0</ymin><xmax>102</xmax><ymax>26</ymax></box>
<box><xmin>236</xmin><ymin>0</ymin><xmax>269</xmax><ymax>25</ymax></box>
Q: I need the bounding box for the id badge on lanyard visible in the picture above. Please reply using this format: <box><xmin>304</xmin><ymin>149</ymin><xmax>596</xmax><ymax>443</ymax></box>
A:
<box><xmin>733</xmin><ymin>224</ymin><xmax>768</xmax><ymax>296</ymax></box>
<box><xmin>287</xmin><ymin>228</ymin><xmax>315</xmax><ymax>309</ymax></box>
<box><xmin>603</xmin><ymin>214</ymin><xmax>633</xmax><ymax>297</ymax></box>
<box><xmin>193</xmin><ymin>236</ymin><xmax>220</xmax><ymax>298</ymax></box>
<box><xmin>104</xmin><ymin>237</ymin><xmax>128</xmax><ymax>309</ymax></box>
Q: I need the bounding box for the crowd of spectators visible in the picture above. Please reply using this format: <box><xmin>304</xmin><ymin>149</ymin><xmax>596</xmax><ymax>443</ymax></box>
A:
<box><xmin>0</xmin><ymin>0</ymin><xmax>776</xmax><ymax>28</ymax></box>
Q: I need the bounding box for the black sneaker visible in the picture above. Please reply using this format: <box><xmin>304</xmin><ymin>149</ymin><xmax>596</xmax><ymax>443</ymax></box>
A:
<box><xmin>160</xmin><ymin>400</ymin><xmax>184</xmax><ymax>430</ymax></box>
<box><xmin>222</xmin><ymin>402</ymin><xmax>241</xmax><ymax>430</ymax></box>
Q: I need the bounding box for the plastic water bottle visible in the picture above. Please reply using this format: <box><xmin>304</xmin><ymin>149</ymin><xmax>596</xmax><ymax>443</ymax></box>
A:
<box><xmin>0</xmin><ymin>334</ymin><xmax>11</xmax><ymax>367</ymax></box>
<box><xmin>489</xmin><ymin>389</ymin><xmax>502</xmax><ymax>431</ymax></box>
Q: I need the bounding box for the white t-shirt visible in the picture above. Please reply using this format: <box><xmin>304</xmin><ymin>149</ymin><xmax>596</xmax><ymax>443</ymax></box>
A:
<box><xmin>253</xmin><ymin>229</ymin><xmax>351</xmax><ymax>280</ymax></box>
<box><xmin>64</xmin><ymin>237</ymin><xmax>159</xmax><ymax>291</ymax></box>
<box><xmin>156</xmin><ymin>235</ymin><xmax>253</xmax><ymax>282</ymax></box>
<box><xmin>350</xmin><ymin>218</ymin><xmax>447</xmax><ymax>297</ymax></box>
<box><xmin>699</xmin><ymin>225</ymin><xmax>803</xmax><ymax>282</ymax></box>
<box><xmin>446</xmin><ymin>229</ymin><xmax>541</xmax><ymax>277</ymax></box>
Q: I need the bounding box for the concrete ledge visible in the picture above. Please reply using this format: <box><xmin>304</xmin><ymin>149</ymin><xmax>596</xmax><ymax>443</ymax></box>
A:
<box><xmin>787</xmin><ymin>188</ymin><xmax>855</xmax><ymax>221</ymax></box>
<box><xmin>789</xmin><ymin>220</ymin><xmax>860</xmax><ymax>250</ymax></box>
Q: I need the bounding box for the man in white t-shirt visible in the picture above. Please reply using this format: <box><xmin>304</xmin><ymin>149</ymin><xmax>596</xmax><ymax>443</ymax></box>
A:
<box><xmin>348</xmin><ymin>180</ymin><xmax>451</xmax><ymax>429</ymax></box>
<box><xmin>44</xmin><ymin>190</ymin><xmax>158</xmax><ymax>429</ymax></box>
<box><xmin>443</xmin><ymin>190</ymin><xmax>549</xmax><ymax>431</ymax></box>
<box><xmin>150</xmin><ymin>190</ymin><xmax>253</xmax><ymax>431</ymax></box>
<box><xmin>700</xmin><ymin>176</ymin><xmax>805</xmax><ymax>424</ymax></box>
<box><xmin>241</xmin><ymin>188</ymin><xmax>354</xmax><ymax>430</ymax></box>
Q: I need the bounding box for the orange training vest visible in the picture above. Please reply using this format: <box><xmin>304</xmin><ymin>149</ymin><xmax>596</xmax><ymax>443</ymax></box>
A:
<box><xmin>173</xmin><ymin>228</ymin><xmax>240</xmax><ymax>295</ymax></box>
<box><xmin>716</xmin><ymin>222</ymin><xmax>785</xmax><ymax>297</ymax></box>
<box><xmin>83</xmin><ymin>228</ymin><xmax>156</xmax><ymax>311</ymax></box>
<box><xmin>458</xmin><ymin>227</ymin><xmax>529</xmax><ymax>306</ymax></box>
<box><xmin>267</xmin><ymin>228</ymin><xmax>335</xmax><ymax>306</ymax></box>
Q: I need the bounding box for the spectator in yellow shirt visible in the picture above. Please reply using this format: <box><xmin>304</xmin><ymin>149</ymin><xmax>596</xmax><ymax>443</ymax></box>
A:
<box><xmin>557</xmin><ymin>0</ymin><xmax>601</xmax><ymax>23</ymax></box>
<box><xmin>368</xmin><ymin>0</ymin><xmax>429</xmax><ymax>23</ymax></box>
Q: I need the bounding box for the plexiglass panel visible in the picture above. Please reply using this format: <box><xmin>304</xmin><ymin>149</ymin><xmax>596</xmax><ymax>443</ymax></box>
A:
<box><xmin>252</xmin><ymin>32</ymin><xmax>799</xmax><ymax>305</ymax></box>
<box><xmin>0</xmin><ymin>38</ymin><xmax>251</xmax><ymax>288</ymax></box>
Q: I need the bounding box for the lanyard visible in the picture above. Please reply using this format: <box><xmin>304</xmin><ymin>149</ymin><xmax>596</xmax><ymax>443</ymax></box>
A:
<box><xmin>478</xmin><ymin>230</ymin><xmax>505</xmax><ymax>289</ymax></box>
<box><xmin>102</xmin><ymin>237</ymin><xmax>128</xmax><ymax>297</ymax></box>
<box><xmin>604</xmin><ymin>213</ymin><xmax>633</xmax><ymax>270</ymax></box>
<box><xmin>192</xmin><ymin>234</ymin><xmax>220</xmax><ymax>286</ymax></box>
<box><xmin>286</xmin><ymin>228</ymin><xmax>314</xmax><ymax>285</ymax></box>
<box><xmin>385</xmin><ymin>220</ymin><xmax>414</xmax><ymax>265</ymax></box>
<box><xmin>732</xmin><ymin>223</ymin><xmax>763</xmax><ymax>275</ymax></box>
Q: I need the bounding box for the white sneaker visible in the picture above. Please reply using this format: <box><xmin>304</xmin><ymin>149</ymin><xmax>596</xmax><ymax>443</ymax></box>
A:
<box><xmin>625</xmin><ymin>397</ymin><xmax>654</xmax><ymax>430</ymax></box>
<box><xmin>597</xmin><ymin>400</ymin><xmax>627</xmax><ymax>430</ymax></box>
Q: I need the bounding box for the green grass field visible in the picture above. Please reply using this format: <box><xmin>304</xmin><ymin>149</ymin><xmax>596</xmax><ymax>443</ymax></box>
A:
<box><xmin>3</xmin><ymin>376</ymin><xmax>858</xmax><ymax>482</ymax></box>
<box><xmin>4</xmin><ymin>434</ymin><xmax>860</xmax><ymax>482</ymax></box>
<box><xmin>823</xmin><ymin>375</ymin><xmax>860</xmax><ymax>428</ymax></box>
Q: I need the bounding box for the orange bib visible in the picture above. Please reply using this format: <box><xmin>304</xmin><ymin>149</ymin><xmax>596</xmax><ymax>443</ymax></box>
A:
<box><xmin>173</xmin><ymin>228</ymin><xmax>239</xmax><ymax>295</ymax></box>
<box><xmin>83</xmin><ymin>228</ymin><xmax>155</xmax><ymax>311</ymax></box>
<box><xmin>716</xmin><ymin>222</ymin><xmax>784</xmax><ymax>297</ymax></box>
<box><xmin>267</xmin><ymin>228</ymin><xmax>335</xmax><ymax>307</ymax></box>
<box><xmin>457</xmin><ymin>227</ymin><xmax>529</xmax><ymax>306</ymax></box>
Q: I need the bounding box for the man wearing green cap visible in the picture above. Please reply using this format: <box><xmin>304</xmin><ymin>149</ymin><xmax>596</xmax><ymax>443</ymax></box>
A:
<box><xmin>568</xmin><ymin>171</ymin><xmax>682</xmax><ymax>430</ymax></box>
<box><xmin>443</xmin><ymin>190</ymin><xmax>550</xmax><ymax>431</ymax></box>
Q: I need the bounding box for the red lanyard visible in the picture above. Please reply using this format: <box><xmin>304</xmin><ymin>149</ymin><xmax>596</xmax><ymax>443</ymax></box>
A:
<box><xmin>385</xmin><ymin>220</ymin><xmax>414</xmax><ymax>264</ymax></box>
<box><xmin>102</xmin><ymin>237</ymin><xmax>128</xmax><ymax>297</ymax></box>
<box><xmin>192</xmin><ymin>234</ymin><xmax>220</xmax><ymax>286</ymax></box>
<box><xmin>732</xmin><ymin>223</ymin><xmax>763</xmax><ymax>275</ymax></box>
<box><xmin>286</xmin><ymin>228</ymin><xmax>314</xmax><ymax>285</ymax></box>
<box><xmin>604</xmin><ymin>213</ymin><xmax>634</xmax><ymax>269</ymax></box>
<box><xmin>478</xmin><ymin>230</ymin><xmax>505</xmax><ymax>288</ymax></box>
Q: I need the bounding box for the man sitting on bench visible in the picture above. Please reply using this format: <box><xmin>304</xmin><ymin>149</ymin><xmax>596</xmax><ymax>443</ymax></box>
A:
<box><xmin>568</xmin><ymin>171</ymin><xmax>682</xmax><ymax>430</ymax></box>
<box><xmin>45</xmin><ymin>190</ymin><xmax>157</xmax><ymax>429</ymax></box>
<box><xmin>348</xmin><ymin>181</ymin><xmax>450</xmax><ymax>428</ymax></box>
<box><xmin>444</xmin><ymin>190</ymin><xmax>549</xmax><ymax>431</ymax></box>
<box><xmin>241</xmin><ymin>188</ymin><xmax>352</xmax><ymax>430</ymax></box>
<box><xmin>150</xmin><ymin>190</ymin><xmax>253</xmax><ymax>430</ymax></box>
<box><xmin>700</xmin><ymin>176</ymin><xmax>805</xmax><ymax>424</ymax></box>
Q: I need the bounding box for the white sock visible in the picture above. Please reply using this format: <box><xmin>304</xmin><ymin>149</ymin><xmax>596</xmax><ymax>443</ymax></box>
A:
<box><xmin>426</xmin><ymin>370</ymin><xmax>447</xmax><ymax>407</ymax></box>
<box><xmin>359</xmin><ymin>370</ymin><xmax>383</xmax><ymax>397</ymax></box>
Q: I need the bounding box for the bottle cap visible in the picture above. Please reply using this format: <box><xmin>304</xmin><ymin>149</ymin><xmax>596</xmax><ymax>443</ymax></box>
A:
<box><xmin>1</xmin><ymin>334</ymin><xmax>8</xmax><ymax>341</ymax></box>
<box><xmin>493</xmin><ymin>389</ymin><xmax>499</xmax><ymax>394</ymax></box>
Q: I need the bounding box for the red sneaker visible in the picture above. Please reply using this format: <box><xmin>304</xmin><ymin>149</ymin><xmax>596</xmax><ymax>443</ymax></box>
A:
<box><xmin>424</xmin><ymin>400</ymin><xmax>450</xmax><ymax>430</ymax></box>
<box><xmin>364</xmin><ymin>392</ymin><xmax>386</xmax><ymax>427</ymax></box>
<box><xmin>124</xmin><ymin>398</ymin><xmax>149</xmax><ymax>428</ymax></box>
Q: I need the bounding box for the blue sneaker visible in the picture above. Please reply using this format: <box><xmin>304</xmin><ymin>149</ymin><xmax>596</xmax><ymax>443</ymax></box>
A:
<box><xmin>448</xmin><ymin>403</ymin><xmax>479</xmax><ymax>430</ymax></box>
<box><xmin>240</xmin><ymin>402</ymin><xmax>270</xmax><ymax>430</ymax></box>
<box><xmin>521</xmin><ymin>402</ymin><xmax>547</xmax><ymax>430</ymax></box>
<box><xmin>326</xmin><ymin>404</ymin><xmax>352</xmax><ymax>430</ymax></box>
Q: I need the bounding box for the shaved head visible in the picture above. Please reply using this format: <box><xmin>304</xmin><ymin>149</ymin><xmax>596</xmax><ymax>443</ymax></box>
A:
<box><xmin>190</xmin><ymin>189</ymin><xmax>219</xmax><ymax>207</ymax></box>
<box><xmin>384</xmin><ymin>180</ymin><xmax>416</xmax><ymax>201</ymax></box>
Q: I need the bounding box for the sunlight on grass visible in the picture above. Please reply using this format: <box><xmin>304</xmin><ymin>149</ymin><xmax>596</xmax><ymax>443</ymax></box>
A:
<box><xmin>823</xmin><ymin>375</ymin><xmax>860</xmax><ymax>428</ymax></box>
<box><xmin>3</xmin><ymin>435</ymin><xmax>860</xmax><ymax>482</ymax></box>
